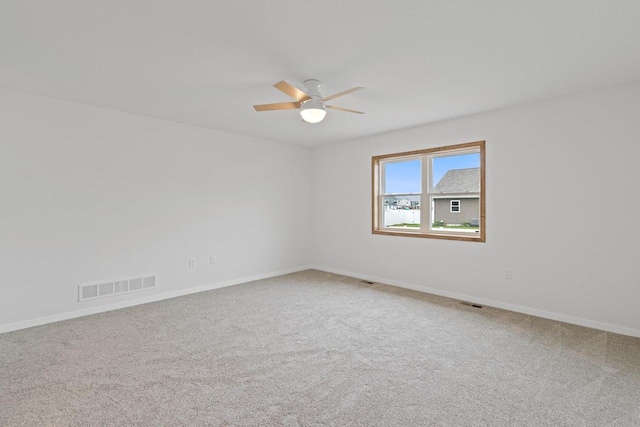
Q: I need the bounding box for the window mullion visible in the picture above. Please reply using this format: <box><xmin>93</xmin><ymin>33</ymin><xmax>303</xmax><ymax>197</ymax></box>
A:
<box><xmin>420</xmin><ymin>154</ymin><xmax>429</xmax><ymax>232</ymax></box>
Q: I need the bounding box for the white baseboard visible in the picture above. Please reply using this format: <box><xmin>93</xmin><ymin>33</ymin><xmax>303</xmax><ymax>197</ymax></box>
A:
<box><xmin>310</xmin><ymin>265</ymin><xmax>640</xmax><ymax>339</ymax></box>
<box><xmin>4</xmin><ymin>265</ymin><xmax>639</xmax><ymax>339</ymax></box>
<box><xmin>0</xmin><ymin>266</ymin><xmax>312</xmax><ymax>334</ymax></box>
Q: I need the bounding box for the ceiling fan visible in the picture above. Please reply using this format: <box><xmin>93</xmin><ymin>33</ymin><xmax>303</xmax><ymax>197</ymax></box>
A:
<box><xmin>253</xmin><ymin>79</ymin><xmax>365</xmax><ymax>123</ymax></box>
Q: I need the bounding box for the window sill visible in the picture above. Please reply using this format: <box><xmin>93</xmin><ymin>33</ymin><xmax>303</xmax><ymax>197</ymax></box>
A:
<box><xmin>372</xmin><ymin>228</ymin><xmax>485</xmax><ymax>242</ymax></box>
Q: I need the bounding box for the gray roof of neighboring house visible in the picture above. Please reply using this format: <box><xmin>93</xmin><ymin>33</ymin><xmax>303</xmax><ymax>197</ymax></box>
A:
<box><xmin>433</xmin><ymin>167</ymin><xmax>479</xmax><ymax>193</ymax></box>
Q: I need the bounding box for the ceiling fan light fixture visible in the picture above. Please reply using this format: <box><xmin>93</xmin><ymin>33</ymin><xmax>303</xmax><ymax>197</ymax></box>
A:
<box><xmin>253</xmin><ymin>80</ymin><xmax>364</xmax><ymax>122</ymax></box>
<box><xmin>300</xmin><ymin>99</ymin><xmax>326</xmax><ymax>123</ymax></box>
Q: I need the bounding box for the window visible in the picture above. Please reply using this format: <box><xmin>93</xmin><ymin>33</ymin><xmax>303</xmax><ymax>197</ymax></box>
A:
<box><xmin>372</xmin><ymin>140</ymin><xmax>485</xmax><ymax>242</ymax></box>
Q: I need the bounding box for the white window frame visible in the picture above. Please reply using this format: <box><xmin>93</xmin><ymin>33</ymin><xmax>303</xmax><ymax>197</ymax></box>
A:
<box><xmin>450</xmin><ymin>200</ymin><xmax>461</xmax><ymax>213</ymax></box>
<box><xmin>372</xmin><ymin>140</ymin><xmax>485</xmax><ymax>242</ymax></box>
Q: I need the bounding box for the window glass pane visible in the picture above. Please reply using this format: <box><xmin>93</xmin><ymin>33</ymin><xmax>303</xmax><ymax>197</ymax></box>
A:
<box><xmin>431</xmin><ymin>197</ymin><xmax>480</xmax><ymax>232</ymax></box>
<box><xmin>383</xmin><ymin>195</ymin><xmax>421</xmax><ymax>229</ymax></box>
<box><xmin>384</xmin><ymin>159</ymin><xmax>421</xmax><ymax>194</ymax></box>
<box><xmin>432</xmin><ymin>153</ymin><xmax>480</xmax><ymax>192</ymax></box>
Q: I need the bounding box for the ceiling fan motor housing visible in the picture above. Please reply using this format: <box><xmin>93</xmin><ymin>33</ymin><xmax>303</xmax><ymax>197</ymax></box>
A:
<box><xmin>300</xmin><ymin>79</ymin><xmax>326</xmax><ymax>123</ymax></box>
<box><xmin>303</xmin><ymin>79</ymin><xmax>323</xmax><ymax>100</ymax></box>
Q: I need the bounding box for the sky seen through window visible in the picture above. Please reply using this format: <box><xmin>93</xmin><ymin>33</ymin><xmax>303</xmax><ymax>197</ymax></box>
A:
<box><xmin>384</xmin><ymin>153</ymin><xmax>480</xmax><ymax>194</ymax></box>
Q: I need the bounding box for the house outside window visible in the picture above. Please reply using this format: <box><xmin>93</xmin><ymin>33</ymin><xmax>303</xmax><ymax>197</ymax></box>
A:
<box><xmin>372</xmin><ymin>140</ymin><xmax>485</xmax><ymax>242</ymax></box>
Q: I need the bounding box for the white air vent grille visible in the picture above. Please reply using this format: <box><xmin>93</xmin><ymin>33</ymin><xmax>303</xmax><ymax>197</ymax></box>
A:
<box><xmin>78</xmin><ymin>274</ymin><xmax>157</xmax><ymax>302</ymax></box>
<box><xmin>82</xmin><ymin>284</ymin><xmax>98</xmax><ymax>300</ymax></box>
<box><xmin>129</xmin><ymin>278</ymin><xmax>142</xmax><ymax>291</ymax></box>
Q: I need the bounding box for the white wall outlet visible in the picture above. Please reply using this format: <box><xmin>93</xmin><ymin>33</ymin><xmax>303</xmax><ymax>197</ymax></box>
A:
<box><xmin>189</xmin><ymin>258</ymin><xmax>197</xmax><ymax>268</ymax></box>
<box><xmin>210</xmin><ymin>256</ymin><xmax>216</xmax><ymax>265</ymax></box>
<box><xmin>505</xmin><ymin>268</ymin><xmax>512</xmax><ymax>279</ymax></box>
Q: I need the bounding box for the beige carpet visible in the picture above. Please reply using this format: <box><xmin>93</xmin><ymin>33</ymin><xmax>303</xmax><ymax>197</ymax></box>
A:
<box><xmin>1</xmin><ymin>270</ymin><xmax>639</xmax><ymax>426</ymax></box>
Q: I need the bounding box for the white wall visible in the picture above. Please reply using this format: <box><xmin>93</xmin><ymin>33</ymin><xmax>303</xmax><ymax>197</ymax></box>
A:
<box><xmin>0</xmin><ymin>89</ymin><xmax>312</xmax><ymax>330</ymax></box>
<box><xmin>3</xmin><ymin>83</ymin><xmax>640</xmax><ymax>337</ymax></box>
<box><xmin>312</xmin><ymin>82</ymin><xmax>640</xmax><ymax>336</ymax></box>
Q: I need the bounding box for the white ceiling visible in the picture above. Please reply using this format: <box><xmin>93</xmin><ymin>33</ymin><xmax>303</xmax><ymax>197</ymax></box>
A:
<box><xmin>2</xmin><ymin>1</ymin><xmax>640</xmax><ymax>147</ymax></box>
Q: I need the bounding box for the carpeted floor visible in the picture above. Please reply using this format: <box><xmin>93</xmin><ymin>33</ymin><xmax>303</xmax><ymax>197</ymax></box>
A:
<box><xmin>1</xmin><ymin>270</ymin><xmax>639</xmax><ymax>426</ymax></box>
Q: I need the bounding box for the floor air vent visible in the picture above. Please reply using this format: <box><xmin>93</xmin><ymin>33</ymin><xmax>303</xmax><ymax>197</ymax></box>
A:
<box><xmin>78</xmin><ymin>275</ymin><xmax>157</xmax><ymax>302</ymax></box>
<box><xmin>360</xmin><ymin>280</ymin><xmax>375</xmax><ymax>285</ymax></box>
<box><xmin>460</xmin><ymin>301</ymin><xmax>484</xmax><ymax>309</ymax></box>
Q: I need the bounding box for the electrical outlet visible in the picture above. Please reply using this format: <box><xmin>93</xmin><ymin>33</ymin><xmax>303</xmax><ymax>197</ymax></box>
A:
<box><xmin>210</xmin><ymin>256</ymin><xmax>216</xmax><ymax>265</ymax></box>
<box><xmin>189</xmin><ymin>258</ymin><xmax>197</xmax><ymax>268</ymax></box>
<box><xmin>505</xmin><ymin>268</ymin><xmax>512</xmax><ymax>279</ymax></box>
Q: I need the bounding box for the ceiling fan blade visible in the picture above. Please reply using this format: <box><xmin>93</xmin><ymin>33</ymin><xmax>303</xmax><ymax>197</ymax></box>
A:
<box><xmin>321</xmin><ymin>87</ymin><xmax>364</xmax><ymax>102</ymax></box>
<box><xmin>273</xmin><ymin>81</ymin><xmax>310</xmax><ymax>102</ymax></box>
<box><xmin>253</xmin><ymin>102</ymin><xmax>301</xmax><ymax>111</ymax></box>
<box><xmin>326</xmin><ymin>105</ymin><xmax>365</xmax><ymax>114</ymax></box>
